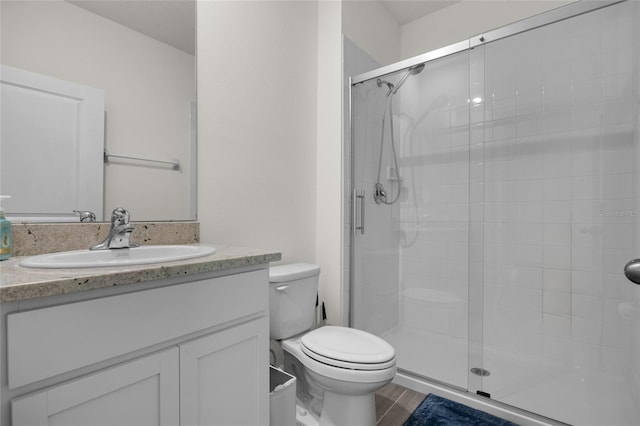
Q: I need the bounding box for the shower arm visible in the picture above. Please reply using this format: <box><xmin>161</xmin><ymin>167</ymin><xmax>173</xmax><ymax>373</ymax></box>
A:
<box><xmin>392</xmin><ymin>71</ymin><xmax>410</xmax><ymax>95</ymax></box>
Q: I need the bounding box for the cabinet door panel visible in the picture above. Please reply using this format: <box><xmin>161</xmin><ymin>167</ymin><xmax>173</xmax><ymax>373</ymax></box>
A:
<box><xmin>180</xmin><ymin>318</ymin><xmax>269</xmax><ymax>426</ymax></box>
<box><xmin>12</xmin><ymin>348</ymin><xmax>179</xmax><ymax>426</ymax></box>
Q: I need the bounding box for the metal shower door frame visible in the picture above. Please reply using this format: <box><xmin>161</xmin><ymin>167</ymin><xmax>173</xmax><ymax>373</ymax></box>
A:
<box><xmin>350</xmin><ymin>1</ymin><xmax>624</xmax><ymax>87</ymax></box>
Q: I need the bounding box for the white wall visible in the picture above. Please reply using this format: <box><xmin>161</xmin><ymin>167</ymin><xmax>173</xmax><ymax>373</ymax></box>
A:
<box><xmin>401</xmin><ymin>0</ymin><xmax>572</xmax><ymax>59</ymax></box>
<box><xmin>342</xmin><ymin>0</ymin><xmax>401</xmax><ymax>66</ymax></box>
<box><xmin>316</xmin><ymin>1</ymin><xmax>345</xmax><ymax>325</ymax></box>
<box><xmin>1</xmin><ymin>1</ymin><xmax>195</xmax><ymax>221</ymax></box>
<box><xmin>197</xmin><ymin>1</ymin><xmax>319</xmax><ymax>267</ymax></box>
<box><xmin>197</xmin><ymin>0</ymin><xmax>347</xmax><ymax>325</ymax></box>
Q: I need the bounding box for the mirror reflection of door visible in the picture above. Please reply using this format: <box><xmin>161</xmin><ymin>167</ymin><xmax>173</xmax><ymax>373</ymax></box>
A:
<box><xmin>1</xmin><ymin>66</ymin><xmax>105</xmax><ymax>222</ymax></box>
<box><xmin>0</xmin><ymin>0</ymin><xmax>196</xmax><ymax>222</ymax></box>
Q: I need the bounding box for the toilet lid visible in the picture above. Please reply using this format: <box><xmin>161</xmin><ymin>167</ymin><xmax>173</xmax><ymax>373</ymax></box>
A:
<box><xmin>300</xmin><ymin>326</ymin><xmax>396</xmax><ymax>370</ymax></box>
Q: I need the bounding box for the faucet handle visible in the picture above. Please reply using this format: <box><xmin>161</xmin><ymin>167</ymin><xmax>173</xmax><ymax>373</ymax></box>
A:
<box><xmin>89</xmin><ymin>207</ymin><xmax>136</xmax><ymax>250</ymax></box>
<box><xmin>110</xmin><ymin>207</ymin><xmax>131</xmax><ymax>225</ymax></box>
<box><xmin>74</xmin><ymin>210</ymin><xmax>96</xmax><ymax>223</ymax></box>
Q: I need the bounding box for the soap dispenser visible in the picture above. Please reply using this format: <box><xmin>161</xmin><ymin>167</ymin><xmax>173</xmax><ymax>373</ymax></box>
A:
<box><xmin>0</xmin><ymin>195</ymin><xmax>12</xmax><ymax>260</ymax></box>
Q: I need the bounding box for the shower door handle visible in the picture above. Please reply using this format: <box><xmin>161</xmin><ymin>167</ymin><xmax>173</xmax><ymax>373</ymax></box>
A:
<box><xmin>353</xmin><ymin>189</ymin><xmax>365</xmax><ymax>235</ymax></box>
<box><xmin>624</xmin><ymin>259</ymin><xmax>640</xmax><ymax>285</ymax></box>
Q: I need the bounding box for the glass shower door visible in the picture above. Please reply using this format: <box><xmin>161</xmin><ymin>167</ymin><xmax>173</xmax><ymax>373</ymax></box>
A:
<box><xmin>350</xmin><ymin>2</ymin><xmax>639</xmax><ymax>424</ymax></box>
<box><xmin>350</xmin><ymin>74</ymin><xmax>401</xmax><ymax>340</ymax></box>
<box><xmin>477</xmin><ymin>2</ymin><xmax>640</xmax><ymax>424</ymax></box>
<box><xmin>351</xmin><ymin>51</ymin><xmax>472</xmax><ymax>390</ymax></box>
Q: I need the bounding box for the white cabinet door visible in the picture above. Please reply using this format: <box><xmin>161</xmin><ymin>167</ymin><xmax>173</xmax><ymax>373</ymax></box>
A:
<box><xmin>12</xmin><ymin>348</ymin><xmax>179</xmax><ymax>426</ymax></box>
<box><xmin>180</xmin><ymin>318</ymin><xmax>269</xmax><ymax>426</ymax></box>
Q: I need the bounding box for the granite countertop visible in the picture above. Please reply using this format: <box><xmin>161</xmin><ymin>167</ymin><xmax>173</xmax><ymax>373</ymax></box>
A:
<box><xmin>0</xmin><ymin>245</ymin><xmax>281</xmax><ymax>304</ymax></box>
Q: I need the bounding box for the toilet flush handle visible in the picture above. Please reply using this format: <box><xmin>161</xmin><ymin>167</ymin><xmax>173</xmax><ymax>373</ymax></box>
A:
<box><xmin>276</xmin><ymin>285</ymin><xmax>290</xmax><ymax>293</ymax></box>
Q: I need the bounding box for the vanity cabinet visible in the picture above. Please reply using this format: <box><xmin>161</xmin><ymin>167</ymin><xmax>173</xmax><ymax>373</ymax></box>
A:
<box><xmin>3</xmin><ymin>266</ymin><xmax>270</xmax><ymax>426</ymax></box>
<box><xmin>180</xmin><ymin>318</ymin><xmax>268</xmax><ymax>426</ymax></box>
<box><xmin>12</xmin><ymin>348</ymin><xmax>180</xmax><ymax>426</ymax></box>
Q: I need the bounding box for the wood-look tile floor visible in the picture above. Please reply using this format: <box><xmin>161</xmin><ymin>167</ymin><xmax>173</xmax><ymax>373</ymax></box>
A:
<box><xmin>375</xmin><ymin>383</ymin><xmax>426</xmax><ymax>426</ymax></box>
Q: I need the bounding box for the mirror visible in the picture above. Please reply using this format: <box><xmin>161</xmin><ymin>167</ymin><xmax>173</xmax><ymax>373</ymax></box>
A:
<box><xmin>0</xmin><ymin>0</ymin><xmax>196</xmax><ymax>222</ymax></box>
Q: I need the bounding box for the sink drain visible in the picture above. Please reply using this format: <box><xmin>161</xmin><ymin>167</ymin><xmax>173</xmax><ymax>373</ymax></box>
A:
<box><xmin>470</xmin><ymin>367</ymin><xmax>491</xmax><ymax>377</ymax></box>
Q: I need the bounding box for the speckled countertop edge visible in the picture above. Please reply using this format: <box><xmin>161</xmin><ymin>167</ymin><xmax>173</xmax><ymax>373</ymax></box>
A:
<box><xmin>0</xmin><ymin>245</ymin><xmax>281</xmax><ymax>304</ymax></box>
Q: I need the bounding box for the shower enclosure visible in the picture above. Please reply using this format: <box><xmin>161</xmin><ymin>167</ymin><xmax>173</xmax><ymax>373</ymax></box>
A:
<box><xmin>348</xmin><ymin>2</ymin><xmax>640</xmax><ymax>425</ymax></box>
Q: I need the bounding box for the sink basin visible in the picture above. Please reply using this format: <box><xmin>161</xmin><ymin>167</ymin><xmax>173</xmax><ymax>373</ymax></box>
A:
<box><xmin>19</xmin><ymin>245</ymin><xmax>216</xmax><ymax>269</ymax></box>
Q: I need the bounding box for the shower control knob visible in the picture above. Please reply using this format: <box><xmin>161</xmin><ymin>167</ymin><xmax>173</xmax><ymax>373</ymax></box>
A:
<box><xmin>624</xmin><ymin>259</ymin><xmax>640</xmax><ymax>285</ymax></box>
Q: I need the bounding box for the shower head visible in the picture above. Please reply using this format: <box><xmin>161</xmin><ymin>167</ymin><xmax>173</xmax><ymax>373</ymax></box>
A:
<box><xmin>377</xmin><ymin>78</ymin><xmax>394</xmax><ymax>94</ymax></box>
<box><xmin>392</xmin><ymin>63</ymin><xmax>425</xmax><ymax>94</ymax></box>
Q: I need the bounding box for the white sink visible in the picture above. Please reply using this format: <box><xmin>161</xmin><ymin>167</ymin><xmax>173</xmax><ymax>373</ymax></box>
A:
<box><xmin>19</xmin><ymin>245</ymin><xmax>216</xmax><ymax>269</ymax></box>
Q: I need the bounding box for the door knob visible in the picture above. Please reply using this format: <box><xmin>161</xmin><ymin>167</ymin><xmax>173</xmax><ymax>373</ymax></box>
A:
<box><xmin>624</xmin><ymin>259</ymin><xmax>640</xmax><ymax>285</ymax></box>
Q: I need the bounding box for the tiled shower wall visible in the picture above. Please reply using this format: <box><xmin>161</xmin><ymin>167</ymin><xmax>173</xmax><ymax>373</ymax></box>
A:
<box><xmin>397</xmin><ymin>51</ymin><xmax>470</xmax><ymax>342</ymax></box>
<box><xmin>476</xmin><ymin>3</ymin><xmax>638</xmax><ymax>376</ymax></box>
<box><xmin>387</xmin><ymin>1</ymin><xmax>639</xmax><ymax>380</ymax></box>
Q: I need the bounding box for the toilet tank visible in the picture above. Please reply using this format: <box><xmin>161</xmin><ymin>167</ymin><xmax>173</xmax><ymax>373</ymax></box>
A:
<box><xmin>269</xmin><ymin>263</ymin><xmax>320</xmax><ymax>340</ymax></box>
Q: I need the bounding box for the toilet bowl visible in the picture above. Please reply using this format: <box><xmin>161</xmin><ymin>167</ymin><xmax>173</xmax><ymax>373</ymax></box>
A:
<box><xmin>269</xmin><ymin>263</ymin><xmax>396</xmax><ymax>426</ymax></box>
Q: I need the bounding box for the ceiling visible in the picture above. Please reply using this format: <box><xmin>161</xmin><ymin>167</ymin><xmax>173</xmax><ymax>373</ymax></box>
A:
<box><xmin>379</xmin><ymin>0</ymin><xmax>460</xmax><ymax>25</ymax></box>
<box><xmin>68</xmin><ymin>0</ymin><xmax>196</xmax><ymax>55</ymax></box>
<box><xmin>67</xmin><ymin>0</ymin><xmax>459</xmax><ymax>56</ymax></box>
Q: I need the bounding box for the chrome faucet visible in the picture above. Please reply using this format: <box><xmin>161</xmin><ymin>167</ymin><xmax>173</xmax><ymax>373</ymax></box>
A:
<box><xmin>90</xmin><ymin>207</ymin><xmax>139</xmax><ymax>250</ymax></box>
<box><xmin>74</xmin><ymin>210</ymin><xmax>96</xmax><ymax>223</ymax></box>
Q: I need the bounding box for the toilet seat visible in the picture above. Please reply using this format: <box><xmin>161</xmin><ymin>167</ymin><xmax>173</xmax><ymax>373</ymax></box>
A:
<box><xmin>282</xmin><ymin>336</ymin><xmax>396</xmax><ymax>384</ymax></box>
<box><xmin>300</xmin><ymin>326</ymin><xmax>396</xmax><ymax>370</ymax></box>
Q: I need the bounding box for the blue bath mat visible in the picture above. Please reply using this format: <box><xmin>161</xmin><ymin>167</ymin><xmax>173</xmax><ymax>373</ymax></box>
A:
<box><xmin>404</xmin><ymin>394</ymin><xmax>519</xmax><ymax>426</ymax></box>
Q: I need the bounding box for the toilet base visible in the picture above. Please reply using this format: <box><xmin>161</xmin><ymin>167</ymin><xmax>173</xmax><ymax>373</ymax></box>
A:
<box><xmin>293</xmin><ymin>392</ymin><xmax>376</xmax><ymax>426</ymax></box>
<box><xmin>295</xmin><ymin>403</ymin><xmax>320</xmax><ymax>426</ymax></box>
<box><xmin>280</xmin><ymin>335</ymin><xmax>394</xmax><ymax>426</ymax></box>
<box><xmin>320</xmin><ymin>392</ymin><xmax>376</xmax><ymax>426</ymax></box>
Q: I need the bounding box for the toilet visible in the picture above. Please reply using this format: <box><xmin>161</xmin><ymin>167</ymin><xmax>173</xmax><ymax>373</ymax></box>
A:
<box><xmin>269</xmin><ymin>263</ymin><xmax>396</xmax><ymax>426</ymax></box>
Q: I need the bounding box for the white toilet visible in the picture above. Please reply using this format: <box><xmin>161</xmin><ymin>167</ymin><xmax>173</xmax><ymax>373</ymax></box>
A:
<box><xmin>269</xmin><ymin>263</ymin><xmax>396</xmax><ymax>426</ymax></box>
